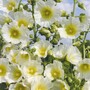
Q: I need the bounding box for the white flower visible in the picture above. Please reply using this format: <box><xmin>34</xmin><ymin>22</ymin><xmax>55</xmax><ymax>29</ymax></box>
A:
<box><xmin>7</xmin><ymin>50</ymin><xmax>19</xmax><ymax>63</ymax></box>
<box><xmin>9</xmin><ymin>11</ymin><xmax>33</xmax><ymax>28</ymax></box>
<box><xmin>0</xmin><ymin>11</ymin><xmax>9</xmax><ymax>26</ymax></box>
<box><xmin>9</xmin><ymin>82</ymin><xmax>30</xmax><ymax>90</ymax></box>
<box><xmin>51</xmin><ymin>80</ymin><xmax>70</xmax><ymax>90</ymax></box>
<box><xmin>21</xmin><ymin>60</ymin><xmax>43</xmax><ymax>79</ymax></box>
<box><xmin>58</xmin><ymin>17</ymin><xmax>82</xmax><ymax>39</ymax></box>
<box><xmin>2</xmin><ymin>43</ymin><xmax>18</xmax><ymax>57</ymax></box>
<box><xmin>2</xmin><ymin>43</ymin><xmax>13</xmax><ymax>55</ymax></box>
<box><xmin>66</xmin><ymin>46</ymin><xmax>82</xmax><ymax>65</ymax></box>
<box><xmin>16</xmin><ymin>50</ymin><xmax>30</xmax><ymax>65</ymax></box>
<box><xmin>0</xmin><ymin>58</ymin><xmax>9</xmax><ymax>83</ymax></box>
<box><xmin>3</xmin><ymin>0</ymin><xmax>20</xmax><ymax>11</ymax></box>
<box><xmin>44</xmin><ymin>60</ymin><xmax>64</xmax><ymax>80</ymax></box>
<box><xmin>1</xmin><ymin>22</ymin><xmax>29</xmax><ymax>44</ymax></box>
<box><xmin>32</xmin><ymin>40</ymin><xmax>52</xmax><ymax>58</ymax></box>
<box><xmin>6</xmin><ymin>64</ymin><xmax>22</xmax><ymax>83</ymax></box>
<box><xmin>75</xmin><ymin>58</ymin><xmax>90</xmax><ymax>80</ymax></box>
<box><xmin>82</xmin><ymin>81</ymin><xmax>90</xmax><ymax>90</ymax></box>
<box><xmin>35</xmin><ymin>0</ymin><xmax>59</xmax><ymax>27</ymax></box>
<box><xmin>51</xmin><ymin>45</ymin><xmax>67</xmax><ymax>59</ymax></box>
<box><xmin>31</xmin><ymin>76</ymin><xmax>52</xmax><ymax>90</ymax></box>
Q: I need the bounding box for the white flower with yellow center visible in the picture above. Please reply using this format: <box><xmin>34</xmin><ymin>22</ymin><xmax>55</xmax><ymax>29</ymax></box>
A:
<box><xmin>9</xmin><ymin>82</ymin><xmax>30</xmax><ymax>90</ymax></box>
<box><xmin>75</xmin><ymin>58</ymin><xmax>90</xmax><ymax>80</ymax></box>
<box><xmin>10</xmin><ymin>11</ymin><xmax>33</xmax><ymax>28</ymax></box>
<box><xmin>66</xmin><ymin>46</ymin><xmax>82</xmax><ymax>65</ymax></box>
<box><xmin>0</xmin><ymin>58</ymin><xmax>9</xmax><ymax>83</ymax></box>
<box><xmin>2</xmin><ymin>43</ymin><xmax>13</xmax><ymax>55</ymax></box>
<box><xmin>44</xmin><ymin>60</ymin><xmax>64</xmax><ymax>80</ymax></box>
<box><xmin>51</xmin><ymin>80</ymin><xmax>70</xmax><ymax>90</ymax></box>
<box><xmin>51</xmin><ymin>45</ymin><xmax>67</xmax><ymax>59</ymax></box>
<box><xmin>31</xmin><ymin>76</ymin><xmax>52</xmax><ymax>90</ymax></box>
<box><xmin>32</xmin><ymin>40</ymin><xmax>52</xmax><ymax>58</ymax></box>
<box><xmin>35</xmin><ymin>0</ymin><xmax>59</xmax><ymax>27</ymax></box>
<box><xmin>1</xmin><ymin>22</ymin><xmax>29</xmax><ymax>44</ymax></box>
<box><xmin>58</xmin><ymin>17</ymin><xmax>82</xmax><ymax>39</ymax></box>
<box><xmin>6</xmin><ymin>64</ymin><xmax>22</xmax><ymax>83</ymax></box>
<box><xmin>3</xmin><ymin>0</ymin><xmax>20</xmax><ymax>11</ymax></box>
<box><xmin>7</xmin><ymin>50</ymin><xmax>19</xmax><ymax>64</ymax></box>
<box><xmin>82</xmin><ymin>81</ymin><xmax>90</xmax><ymax>90</ymax></box>
<box><xmin>21</xmin><ymin>60</ymin><xmax>43</xmax><ymax>79</ymax></box>
<box><xmin>16</xmin><ymin>50</ymin><xmax>30</xmax><ymax>65</ymax></box>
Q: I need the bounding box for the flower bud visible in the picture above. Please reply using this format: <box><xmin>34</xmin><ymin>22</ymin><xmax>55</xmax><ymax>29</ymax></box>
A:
<box><xmin>54</xmin><ymin>0</ymin><xmax>62</xmax><ymax>3</ymax></box>
<box><xmin>39</xmin><ymin>28</ymin><xmax>51</xmax><ymax>38</ymax></box>
<box><xmin>29</xmin><ymin>34</ymin><xmax>34</xmax><ymax>38</ymax></box>
<box><xmin>61</xmin><ymin>10</ymin><xmax>68</xmax><ymax>17</ymax></box>
<box><xmin>50</xmin><ymin>38</ymin><xmax>58</xmax><ymax>45</ymax></box>
<box><xmin>5</xmin><ymin>17</ymin><xmax>12</xmax><ymax>24</ymax></box>
<box><xmin>50</xmin><ymin>25</ymin><xmax>57</xmax><ymax>33</ymax></box>
<box><xmin>53</xmin><ymin>21</ymin><xmax>61</xmax><ymax>28</ymax></box>
<box><xmin>87</xmin><ymin>52</ymin><xmax>90</xmax><ymax>58</ymax></box>
<box><xmin>78</xmin><ymin>3</ymin><xmax>86</xmax><ymax>10</ymax></box>
<box><xmin>73</xmin><ymin>41</ymin><xmax>81</xmax><ymax>46</ymax></box>
<box><xmin>79</xmin><ymin>13</ymin><xmax>86</xmax><ymax>23</ymax></box>
<box><xmin>53</xmin><ymin>32</ymin><xmax>60</xmax><ymax>40</ymax></box>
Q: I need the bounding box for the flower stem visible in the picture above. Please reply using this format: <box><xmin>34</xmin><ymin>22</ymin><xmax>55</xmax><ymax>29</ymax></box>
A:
<box><xmin>82</xmin><ymin>33</ymin><xmax>86</xmax><ymax>59</ymax></box>
<box><xmin>72</xmin><ymin>0</ymin><xmax>77</xmax><ymax>17</ymax></box>
<box><xmin>72</xmin><ymin>0</ymin><xmax>77</xmax><ymax>43</ymax></box>
<box><xmin>82</xmin><ymin>27</ymin><xmax>90</xmax><ymax>59</ymax></box>
<box><xmin>31</xmin><ymin>0</ymin><xmax>37</xmax><ymax>42</ymax></box>
<box><xmin>18</xmin><ymin>0</ymin><xmax>22</xmax><ymax>10</ymax></box>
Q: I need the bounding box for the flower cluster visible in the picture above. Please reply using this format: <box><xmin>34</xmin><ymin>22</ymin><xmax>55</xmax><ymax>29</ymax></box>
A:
<box><xmin>0</xmin><ymin>0</ymin><xmax>90</xmax><ymax>90</ymax></box>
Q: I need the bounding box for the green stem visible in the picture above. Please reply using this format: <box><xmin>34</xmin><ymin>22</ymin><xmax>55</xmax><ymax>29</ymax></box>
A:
<box><xmin>82</xmin><ymin>27</ymin><xmax>90</xmax><ymax>59</ymax></box>
<box><xmin>18</xmin><ymin>0</ymin><xmax>22</xmax><ymax>10</ymax></box>
<box><xmin>82</xmin><ymin>33</ymin><xmax>86</xmax><ymax>59</ymax></box>
<box><xmin>72</xmin><ymin>0</ymin><xmax>77</xmax><ymax>44</ymax></box>
<box><xmin>72</xmin><ymin>0</ymin><xmax>77</xmax><ymax>17</ymax></box>
<box><xmin>31</xmin><ymin>0</ymin><xmax>37</xmax><ymax>42</ymax></box>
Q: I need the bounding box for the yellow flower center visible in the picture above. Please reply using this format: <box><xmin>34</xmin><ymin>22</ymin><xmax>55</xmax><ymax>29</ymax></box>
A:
<box><xmin>13</xmin><ymin>69</ymin><xmax>22</xmax><ymax>80</ymax></box>
<box><xmin>0</xmin><ymin>65</ymin><xmax>7</xmax><ymax>76</ymax></box>
<box><xmin>9</xmin><ymin>27</ymin><xmax>21</xmax><ymax>39</ymax></box>
<box><xmin>7</xmin><ymin>1</ymin><xmax>16</xmax><ymax>10</ymax></box>
<box><xmin>59</xmin><ymin>83</ymin><xmax>66</xmax><ymax>90</ymax></box>
<box><xmin>39</xmin><ymin>47</ymin><xmax>47</xmax><ymax>56</ymax></box>
<box><xmin>27</xmin><ymin>66</ymin><xmax>37</xmax><ymax>75</ymax></box>
<box><xmin>15</xmin><ymin>84</ymin><xmax>27</xmax><ymax>90</ymax></box>
<box><xmin>65</xmin><ymin>23</ymin><xmax>77</xmax><ymax>36</ymax></box>
<box><xmin>40</xmin><ymin>6</ymin><xmax>54</xmax><ymax>20</ymax></box>
<box><xmin>36</xmin><ymin>84</ymin><xmax>47</xmax><ymax>90</ymax></box>
<box><xmin>5</xmin><ymin>47</ymin><xmax>11</xmax><ymax>52</ymax></box>
<box><xmin>18</xmin><ymin>19</ymin><xmax>28</xmax><ymax>27</ymax></box>
<box><xmin>11</xmin><ymin>53</ymin><xmax>18</xmax><ymax>63</ymax></box>
<box><xmin>51</xmin><ymin>68</ymin><xmax>61</xmax><ymax>79</ymax></box>
<box><xmin>20</xmin><ymin>53</ymin><xmax>29</xmax><ymax>61</ymax></box>
<box><xmin>79</xmin><ymin>63</ymin><xmax>90</xmax><ymax>73</ymax></box>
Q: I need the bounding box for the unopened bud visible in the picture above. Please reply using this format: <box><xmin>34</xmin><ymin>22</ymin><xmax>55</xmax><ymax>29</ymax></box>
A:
<box><xmin>5</xmin><ymin>17</ymin><xmax>12</xmax><ymax>23</ymax></box>
<box><xmin>39</xmin><ymin>28</ymin><xmax>51</xmax><ymax>38</ymax></box>
<box><xmin>73</xmin><ymin>41</ymin><xmax>81</xmax><ymax>46</ymax></box>
<box><xmin>79</xmin><ymin>13</ymin><xmax>86</xmax><ymax>23</ymax></box>
<box><xmin>50</xmin><ymin>25</ymin><xmax>57</xmax><ymax>33</ymax></box>
<box><xmin>54</xmin><ymin>0</ymin><xmax>62</xmax><ymax>3</ymax></box>
<box><xmin>61</xmin><ymin>10</ymin><xmax>68</xmax><ymax>17</ymax></box>
<box><xmin>78</xmin><ymin>3</ymin><xmax>86</xmax><ymax>10</ymax></box>
<box><xmin>50</xmin><ymin>38</ymin><xmax>58</xmax><ymax>45</ymax></box>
